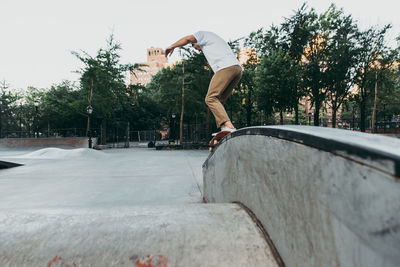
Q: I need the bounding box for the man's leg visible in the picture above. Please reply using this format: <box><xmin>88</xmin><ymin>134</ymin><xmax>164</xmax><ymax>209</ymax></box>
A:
<box><xmin>220</xmin><ymin>67</ymin><xmax>242</xmax><ymax>103</ymax></box>
<box><xmin>205</xmin><ymin>65</ymin><xmax>242</xmax><ymax>128</ymax></box>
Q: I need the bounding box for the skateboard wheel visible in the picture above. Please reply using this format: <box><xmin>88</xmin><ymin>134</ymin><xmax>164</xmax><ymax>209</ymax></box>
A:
<box><xmin>213</xmin><ymin>140</ymin><xmax>218</xmax><ymax>145</ymax></box>
<box><xmin>209</xmin><ymin>147</ymin><xmax>213</xmax><ymax>152</ymax></box>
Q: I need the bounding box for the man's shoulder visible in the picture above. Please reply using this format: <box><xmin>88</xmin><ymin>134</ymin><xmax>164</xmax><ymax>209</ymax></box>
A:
<box><xmin>194</xmin><ymin>31</ymin><xmax>217</xmax><ymax>37</ymax></box>
<box><xmin>194</xmin><ymin>31</ymin><xmax>224</xmax><ymax>44</ymax></box>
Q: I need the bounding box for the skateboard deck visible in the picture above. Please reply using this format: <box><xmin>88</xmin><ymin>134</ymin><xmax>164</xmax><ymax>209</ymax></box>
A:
<box><xmin>209</xmin><ymin>131</ymin><xmax>231</xmax><ymax>152</ymax></box>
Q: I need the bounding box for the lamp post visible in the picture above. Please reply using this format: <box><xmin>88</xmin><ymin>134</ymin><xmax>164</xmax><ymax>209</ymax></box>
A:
<box><xmin>87</xmin><ymin>105</ymin><xmax>93</xmax><ymax>148</ymax></box>
<box><xmin>19</xmin><ymin>104</ymin><xmax>22</xmax><ymax>138</ymax></box>
<box><xmin>34</xmin><ymin>100</ymin><xmax>39</xmax><ymax>138</ymax></box>
<box><xmin>171</xmin><ymin>114</ymin><xmax>176</xmax><ymax>144</ymax></box>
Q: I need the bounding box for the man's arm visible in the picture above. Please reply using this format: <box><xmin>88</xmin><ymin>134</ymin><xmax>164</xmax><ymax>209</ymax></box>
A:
<box><xmin>165</xmin><ymin>35</ymin><xmax>197</xmax><ymax>57</ymax></box>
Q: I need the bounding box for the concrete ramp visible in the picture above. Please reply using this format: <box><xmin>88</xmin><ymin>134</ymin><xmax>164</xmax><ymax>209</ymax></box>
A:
<box><xmin>0</xmin><ymin>204</ymin><xmax>279</xmax><ymax>267</ymax></box>
<box><xmin>203</xmin><ymin>126</ymin><xmax>400</xmax><ymax>267</ymax></box>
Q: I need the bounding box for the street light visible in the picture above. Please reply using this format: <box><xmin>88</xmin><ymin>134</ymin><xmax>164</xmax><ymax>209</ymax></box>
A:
<box><xmin>34</xmin><ymin>100</ymin><xmax>39</xmax><ymax>138</ymax></box>
<box><xmin>87</xmin><ymin>105</ymin><xmax>93</xmax><ymax>148</ymax></box>
<box><xmin>170</xmin><ymin>114</ymin><xmax>176</xmax><ymax>144</ymax></box>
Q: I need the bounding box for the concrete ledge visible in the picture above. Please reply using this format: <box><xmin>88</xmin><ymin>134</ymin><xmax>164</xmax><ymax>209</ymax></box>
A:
<box><xmin>0</xmin><ymin>204</ymin><xmax>279</xmax><ymax>267</ymax></box>
<box><xmin>0</xmin><ymin>137</ymin><xmax>96</xmax><ymax>149</ymax></box>
<box><xmin>203</xmin><ymin>126</ymin><xmax>400</xmax><ymax>267</ymax></box>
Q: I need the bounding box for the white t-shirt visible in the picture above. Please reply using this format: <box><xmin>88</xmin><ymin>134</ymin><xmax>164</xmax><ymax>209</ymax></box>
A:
<box><xmin>193</xmin><ymin>31</ymin><xmax>240</xmax><ymax>73</ymax></box>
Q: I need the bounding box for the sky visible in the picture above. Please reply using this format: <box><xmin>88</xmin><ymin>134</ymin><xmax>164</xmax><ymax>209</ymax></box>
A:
<box><xmin>1</xmin><ymin>0</ymin><xmax>399</xmax><ymax>90</ymax></box>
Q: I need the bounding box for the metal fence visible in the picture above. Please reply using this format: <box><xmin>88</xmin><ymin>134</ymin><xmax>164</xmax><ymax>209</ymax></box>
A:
<box><xmin>2</xmin><ymin>121</ymin><xmax>398</xmax><ymax>143</ymax></box>
<box><xmin>375</xmin><ymin>121</ymin><xmax>400</xmax><ymax>134</ymax></box>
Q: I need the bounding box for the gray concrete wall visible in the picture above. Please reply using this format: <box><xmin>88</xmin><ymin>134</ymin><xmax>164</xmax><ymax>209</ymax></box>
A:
<box><xmin>203</xmin><ymin>126</ymin><xmax>400</xmax><ymax>267</ymax></box>
<box><xmin>0</xmin><ymin>137</ymin><xmax>96</xmax><ymax>149</ymax></box>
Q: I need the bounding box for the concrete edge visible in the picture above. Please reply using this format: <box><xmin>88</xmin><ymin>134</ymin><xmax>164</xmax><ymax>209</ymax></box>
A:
<box><xmin>203</xmin><ymin>126</ymin><xmax>400</xmax><ymax>178</ymax></box>
<box><xmin>234</xmin><ymin>202</ymin><xmax>286</xmax><ymax>267</ymax></box>
<box><xmin>0</xmin><ymin>160</ymin><xmax>23</xmax><ymax>169</ymax></box>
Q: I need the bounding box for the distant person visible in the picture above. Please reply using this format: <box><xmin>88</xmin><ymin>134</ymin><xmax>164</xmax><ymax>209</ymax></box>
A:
<box><xmin>165</xmin><ymin>31</ymin><xmax>242</xmax><ymax>135</ymax></box>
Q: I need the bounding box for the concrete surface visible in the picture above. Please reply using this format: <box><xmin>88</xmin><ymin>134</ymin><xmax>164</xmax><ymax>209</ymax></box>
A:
<box><xmin>0</xmin><ymin>204</ymin><xmax>278</xmax><ymax>266</ymax></box>
<box><xmin>0</xmin><ymin>148</ymin><xmax>206</xmax><ymax>208</ymax></box>
<box><xmin>203</xmin><ymin>126</ymin><xmax>400</xmax><ymax>267</ymax></box>
<box><xmin>0</xmin><ymin>147</ymin><xmax>279</xmax><ymax>267</ymax></box>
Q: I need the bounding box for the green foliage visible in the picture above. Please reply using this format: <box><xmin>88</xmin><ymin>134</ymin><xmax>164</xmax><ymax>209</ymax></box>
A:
<box><xmin>353</xmin><ymin>24</ymin><xmax>393</xmax><ymax>131</ymax></box>
<box><xmin>2</xmin><ymin>3</ymin><xmax>399</xmax><ymax>138</ymax></box>
<box><xmin>237</xmin><ymin>52</ymin><xmax>258</xmax><ymax>126</ymax></box>
<box><xmin>246</xmin><ymin>3</ymin><xmax>315</xmax><ymax>124</ymax></box>
<box><xmin>280</xmin><ymin>3</ymin><xmax>317</xmax><ymax>62</ymax></box>
<box><xmin>0</xmin><ymin>80</ymin><xmax>23</xmax><ymax>137</ymax></box>
<box><xmin>323</xmin><ymin>5</ymin><xmax>359</xmax><ymax>127</ymax></box>
<box><xmin>146</xmin><ymin>49</ymin><xmax>212</xmax><ymax>125</ymax></box>
<box><xmin>375</xmin><ymin>58</ymin><xmax>400</xmax><ymax>121</ymax></box>
<box><xmin>255</xmin><ymin>49</ymin><xmax>297</xmax><ymax>123</ymax></box>
<box><xmin>72</xmin><ymin>34</ymin><xmax>132</xmax><ymax>120</ymax></box>
<box><xmin>40</xmin><ymin>81</ymin><xmax>84</xmax><ymax>130</ymax></box>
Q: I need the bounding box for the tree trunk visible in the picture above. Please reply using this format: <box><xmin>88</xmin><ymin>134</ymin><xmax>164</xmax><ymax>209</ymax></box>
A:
<box><xmin>371</xmin><ymin>72</ymin><xmax>378</xmax><ymax>133</ymax></box>
<box><xmin>332</xmin><ymin>108</ymin><xmax>337</xmax><ymax>128</ymax></box>
<box><xmin>360</xmin><ymin>96</ymin><xmax>366</xmax><ymax>132</ymax></box>
<box><xmin>125</xmin><ymin>121</ymin><xmax>130</xmax><ymax>148</ymax></box>
<box><xmin>246</xmin><ymin>88</ymin><xmax>252</xmax><ymax>126</ymax></box>
<box><xmin>246</xmin><ymin>102</ymin><xmax>251</xmax><ymax>126</ymax></box>
<box><xmin>314</xmin><ymin>100</ymin><xmax>320</xmax><ymax>126</ymax></box>
<box><xmin>101</xmin><ymin>118</ymin><xmax>107</xmax><ymax>145</ymax></box>
<box><xmin>280</xmin><ymin>110</ymin><xmax>283</xmax><ymax>125</ymax></box>
<box><xmin>294</xmin><ymin>102</ymin><xmax>299</xmax><ymax>125</ymax></box>
<box><xmin>180</xmin><ymin>63</ymin><xmax>185</xmax><ymax>145</ymax></box>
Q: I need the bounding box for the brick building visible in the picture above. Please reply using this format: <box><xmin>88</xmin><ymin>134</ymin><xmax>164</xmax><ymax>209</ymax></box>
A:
<box><xmin>130</xmin><ymin>47</ymin><xmax>170</xmax><ymax>86</ymax></box>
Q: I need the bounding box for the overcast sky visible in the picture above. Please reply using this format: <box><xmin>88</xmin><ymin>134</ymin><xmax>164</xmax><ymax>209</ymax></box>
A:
<box><xmin>1</xmin><ymin>0</ymin><xmax>399</xmax><ymax>90</ymax></box>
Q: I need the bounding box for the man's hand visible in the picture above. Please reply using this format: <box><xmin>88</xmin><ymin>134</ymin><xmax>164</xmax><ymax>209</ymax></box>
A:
<box><xmin>165</xmin><ymin>46</ymin><xmax>175</xmax><ymax>58</ymax></box>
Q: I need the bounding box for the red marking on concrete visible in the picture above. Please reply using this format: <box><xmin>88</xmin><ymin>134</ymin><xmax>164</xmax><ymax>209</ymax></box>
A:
<box><xmin>48</xmin><ymin>256</ymin><xmax>62</xmax><ymax>267</ymax></box>
<box><xmin>135</xmin><ymin>254</ymin><xmax>168</xmax><ymax>267</ymax></box>
<box><xmin>47</xmin><ymin>256</ymin><xmax>77</xmax><ymax>267</ymax></box>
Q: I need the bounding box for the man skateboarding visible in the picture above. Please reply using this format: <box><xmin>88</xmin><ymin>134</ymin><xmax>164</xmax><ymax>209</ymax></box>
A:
<box><xmin>165</xmin><ymin>31</ymin><xmax>242</xmax><ymax>136</ymax></box>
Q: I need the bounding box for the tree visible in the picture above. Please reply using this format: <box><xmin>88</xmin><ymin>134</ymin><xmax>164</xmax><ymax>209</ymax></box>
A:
<box><xmin>146</xmin><ymin>48</ymin><xmax>214</xmax><ymax>138</ymax></box>
<box><xmin>40</xmin><ymin>81</ymin><xmax>84</xmax><ymax>134</ymax></box>
<box><xmin>245</xmin><ymin>4</ymin><xmax>317</xmax><ymax>125</ymax></box>
<box><xmin>371</xmin><ymin>48</ymin><xmax>399</xmax><ymax>127</ymax></box>
<box><xmin>280</xmin><ymin>3</ymin><xmax>316</xmax><ymax>124</ymax></box>
<box><xmin>255</xmin><ymin>49</ymin><xmax>297</xmax><ymax>124</ymax></box>
<box><xmin>353</xmin><ymin>24</ymin><xmax>391</xmax><ymax>132</ymax></box>
<box><xmin>324</xmin><ymin>5</ymin><xmax>359</xmax><ymax>128</ymax></box>
<box><xmin>72</xmin><ymin>34</ymin><xmax>134</xmax><ymax>144</ymax></box>
<box><xmin>238</xmin><ymin>51</ymin><xmax>258</xmax><ymax>126</ymax></box>
<box><xmin>301</xmin><ymin>8</ymin><xmax>333</xmax><ymax>126</ymax></box>
<box><xmin>0</xmin><ymin>80</ymin><xmax>22</xmax><ymax>137</ymax></box>
<box><xmin>23</xmin><ymin>86</ymin><xmax>47</xmax><ymax>136</ymax></box>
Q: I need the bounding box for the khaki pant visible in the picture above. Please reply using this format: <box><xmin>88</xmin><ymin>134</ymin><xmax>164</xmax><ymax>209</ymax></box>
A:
<box><xmin>205</xmin><ymin>65</ymin><xmax>242</xmax><ymax>128</ymax></box>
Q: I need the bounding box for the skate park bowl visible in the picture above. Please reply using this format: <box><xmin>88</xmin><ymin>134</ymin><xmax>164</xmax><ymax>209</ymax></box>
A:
<box><xmin>203</xmin><ymin>125</ymin><xmax>400</xmax><ymax>267</ymax></box>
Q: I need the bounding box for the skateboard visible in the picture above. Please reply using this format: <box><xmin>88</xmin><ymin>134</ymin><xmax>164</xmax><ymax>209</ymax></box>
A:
<box><xmin>209</xmin><ymin>131</ymin><xmax>231</xmax><ymax>152</ymax></box>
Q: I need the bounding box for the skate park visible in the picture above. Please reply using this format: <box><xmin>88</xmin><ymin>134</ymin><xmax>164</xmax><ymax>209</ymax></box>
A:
<box><xmin>2</xmin><ymin>0</ymin><xmax>400</xmax><ymax>264</ymax></box>
<box><xmin>0</xmin><ymin>126</ymin><xmax>399</xmax><ymax>266</ymax></box>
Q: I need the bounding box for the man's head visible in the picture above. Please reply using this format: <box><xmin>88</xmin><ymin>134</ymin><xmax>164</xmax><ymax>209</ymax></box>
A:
<box><xmin>192</xmin><ymin>43</ymin><xmax>202</xmax><ymax>51</ymax></box>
